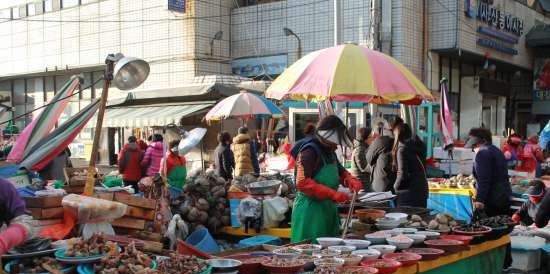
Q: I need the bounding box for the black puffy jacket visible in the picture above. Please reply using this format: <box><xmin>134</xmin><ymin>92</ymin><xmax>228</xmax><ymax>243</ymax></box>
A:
<box><xmin>365</xmin><ymin>136</ymin><xmax>395</xmax><ymax>193</ymax></box>
<box><xmin>394</xmin><ymin>138</ymin><xmax>428</xmax><ymax>208</ymax></box>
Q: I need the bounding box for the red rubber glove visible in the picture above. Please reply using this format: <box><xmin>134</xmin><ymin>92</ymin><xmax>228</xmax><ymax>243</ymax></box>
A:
<box><xmin>340</xmin><ymin>170</ymin><xmax>362</xmax><ymax>193</ymax></box>
<box><xmin>511</xmin><ymin>214</ymin><xmax>521</xmax><ymax>223</ymax></box>
<box><xmin>297</xmin><ymin>177</ymin><xmax>350</xmax><ymax>203</ymax></box>
<box><xmin>0</xmin><ymin>223</ymin><xmax>29</xmax><ymax>255</ymax></box>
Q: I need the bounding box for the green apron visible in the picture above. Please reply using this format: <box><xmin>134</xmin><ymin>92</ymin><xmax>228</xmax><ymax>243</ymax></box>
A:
<box><xmin>168</xmin><ymin>165</ymin><xmax>187</xmax><ymax>191</ymax></box>
<box><xmin>290</xmin><ymin>157</ymin><xmax>341</xmax><ymax>243</ymax></box>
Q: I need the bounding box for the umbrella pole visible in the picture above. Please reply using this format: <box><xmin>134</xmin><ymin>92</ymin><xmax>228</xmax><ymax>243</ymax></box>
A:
<box><xmin>344</xmin><ymin>102</ymin><xmax>349</xmax><ymax>165</ymax></box>
<box><xmin>84</xmin><ymin>65</ymin><xmax>112</xmax><ymax>196</ymax></box>
<box><xmin>200</xmin><ymin>140</ymin><xmax>205</xmax><ymax>171</ymax></box>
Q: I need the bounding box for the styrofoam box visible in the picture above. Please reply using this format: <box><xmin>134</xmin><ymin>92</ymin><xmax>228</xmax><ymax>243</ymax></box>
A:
<box><xmin>511</xmin><ymin>249</ymin><xmax>541</xmax><ymax>272</ymax></box>
<box><xmin>438</xmin><ymin>160</ymin><xmax>473</xmax><ymax>176</ymax></box>
<box><xmin>433</xmin><ymin>147</ymin><xmax>475</xmax><ymax>160</ymax></box>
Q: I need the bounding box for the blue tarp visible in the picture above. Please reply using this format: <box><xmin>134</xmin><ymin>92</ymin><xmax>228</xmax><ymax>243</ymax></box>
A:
<box><xmin>428</xmin><ymin>192</ymin><xmax>473</xmax><ymax>223</ymax></box>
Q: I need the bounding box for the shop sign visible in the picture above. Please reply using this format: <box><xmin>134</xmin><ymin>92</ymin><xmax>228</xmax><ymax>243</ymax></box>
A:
<box><xmin>465</xmin><ymin>0</ymin><xmax>524</xmax><ymax>36</ymax></box>
<box><xmin>231</xmin><ymin>54</ymin><xmax>287</xmax><ymax>78</ymax></box>
<box><xmin>476</xmin><ymin>38</ymin><xmax>518</xmax><ymax>55</ymax></box>
<box><xmin>477</xmin><ymin>26</ymin><xmax>518</xmax><ymax>44</ymax></box>
<box><xmin>534</xmin><ymin>58</ymin><xmax>550</xmax><ymax>101</ymax></box>
<box><xmin>167</xmin><ymin>0</ymin><xmax>185</xmax><ymax>12</ymax></box>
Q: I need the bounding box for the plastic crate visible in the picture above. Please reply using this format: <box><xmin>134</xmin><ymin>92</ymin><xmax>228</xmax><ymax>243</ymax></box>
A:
<box><xmin>229</xmin><ymin>199</ymin><xmax>242</xmax><ymax>228</ymax></box>
<box><xmin>511</xmin><ymin>249</ymin><xmax>541</xmax><ymax>272</ymax></box>
<box><xmin>238</xmin><ymin>235</ymin><xmax>282</xmax><ymax>247</ymax></box>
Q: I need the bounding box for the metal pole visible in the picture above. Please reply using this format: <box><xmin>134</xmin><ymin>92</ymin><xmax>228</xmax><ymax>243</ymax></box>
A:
<box><xmin>333</xmin><ymin>0</ymin><xmax>341</xmax><ymax>46</ymax></box>
<box><xmin>84</xmin><ymin>66</ymin><xmax>111</xmax><ymax>196</ymax></box>
<box><xmin>297</xmin><ymin>38</ymin><xmax>302</xmax><ymax>59</ymax></box>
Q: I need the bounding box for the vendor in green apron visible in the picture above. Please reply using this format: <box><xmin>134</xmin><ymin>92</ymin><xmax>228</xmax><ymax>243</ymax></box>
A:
<box><xmin>161</xmin><ymin>140</ymin><xmax>187</xmax><ymax>199</ymax></box>
<box><xmin>291</xmin><ymin>115</ymin><xmax>363</xmax><ymax>243</ymax></box>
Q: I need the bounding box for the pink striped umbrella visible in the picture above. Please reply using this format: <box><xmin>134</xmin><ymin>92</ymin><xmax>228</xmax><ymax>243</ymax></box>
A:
<box><xmin>205</xmin><ymin>91</ymin><xmax>284</xmax><ymax>121</ymax></box>
<box><xmin>266</xmin><ymin>44</ymin><xmax>433</xmax><ymax>104</ymax></box>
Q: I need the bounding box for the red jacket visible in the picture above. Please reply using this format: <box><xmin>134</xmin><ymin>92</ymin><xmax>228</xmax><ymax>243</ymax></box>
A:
<box><xmin>161</xmin><ymin>152</ymin><xmax>186</xmax><ymax>175</ymax></box>
<box><xmin>118</xmin><ymin>143</ymin><xmax>144</xmax><ymax>181</ymax></box>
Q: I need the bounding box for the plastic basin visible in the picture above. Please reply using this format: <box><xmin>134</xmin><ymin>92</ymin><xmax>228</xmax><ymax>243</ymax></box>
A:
<box><xmin>382</xmin><ymin>253</ymin><xmax>422</xmax><ymax>266</ymax></box>
<box><xmin>361</xmin><ymin>259</ymin><xmax>402</xmax><ymax>274</ymax></box>
<box><xmin>186</xmin><ymin>228</ymin><xmax>221</xmax><ymax>254</ymax></box>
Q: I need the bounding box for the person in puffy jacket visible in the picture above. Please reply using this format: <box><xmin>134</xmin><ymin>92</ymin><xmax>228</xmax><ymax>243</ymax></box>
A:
<box><xmin>366</xmin><ymin>133</ymin><xmax>396</xmax><ymax>193</ymax></box>
<box><xmin>392</xmin><ymin>123</ymin><xmax>428</xmax><ymax>208</ymax></box>
<box><xmin>502</xmin><ymin>134</ymin><xmax>523</xmax><ymax>169</ymax></box>
<box><xmin>0</xmin><ymin>178</ymin><xmax>33</xmax><ymax>255</ymax></box>
<box><xmin>118</xmin><ymin>136</ymin><xmax>144</xmax><ymax>192</ymax></box>
<box><xmin>160</xmin><ymin>140</ymin><xmax>186</xmax><ymax>198</ymax></box>
<box><xmin>522</xmin><ymin>135</ymin><xmax>545</xmax><ymax>177</ymax></box>
<box><xmin>231</xmin><ymin>127</ymin><xmax>260</xmax><ymax>176</ymax></box>
<box><xmin>141</xmin><ymin>134</ymin><xmax>164</xmax><ymax>177</ymax></box>
<box><xmin>351</xmin><ymin>127</ymin><xmax>372</xmax><ymax>191</ymax></box>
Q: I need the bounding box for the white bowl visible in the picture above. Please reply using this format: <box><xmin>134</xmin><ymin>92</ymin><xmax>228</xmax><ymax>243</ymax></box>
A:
<box><xmin>272</xmin><ymin>247</ymin><xmax>301</xmax><ymax>259</ymax></box>
<box><xmin>313</xmin><ymin>257</ymin><xmax>345</xmax><ymax>268</ymax></box>
<box><xmin>405</xmin><ymin>234</ymin><xmax>426</xmax><ymax>245</ymax></box>
<box><xmin>385</xmin><ymin>212</ymin><xmax>408</xmax><ymax>221</ymax></box>
<box><xmin>316</xmin><ymin>237</ymin><xmax>343</xmax><ymax>248</ymax></box>
<box><xmin>368</xmin><ymin>245</ymin><xmax>397</xmax><ymax>255</ymax></box>
<box><xmin>380</xmin><ymin>230</ymin><xmax>400</xmax><ymax>237</ymax></box>
<box><xmin>376</xmin><ymin>223</ymin><xmax>401</xmax><ymax>230</ymax></box>
<box><xmin>364</xmin><ymin>233</ymin><xmax>389</xmax><ymax>244</ymax></box>
<box><xmin>312</xmin><ymin>249</ymin><xmax>341</xmax><ymax>258</ymax></box>
<box><xmin>343</xmin><ymin>239</ymin><xmax>371</xmax><ymax>249</ymax></box>
<box><xmin>328</xmin><ymin>245</ymin><xmax>357</xmax><ymax>254</ymax></box>
<box><xmin>386</xmin><ymin>236</ymin><xmax>414</xmax><ymax>250</ymax></box>
<box><xmin>352</xmin><ymin>249</ymin><xmax>381</xmax><ymax>259</ymax></box>
<box><xmin>336</xmin><ymin>254</ymin><xmax>363</xmax><ymax>266</ymax></box>
<box><xmin>293</xmin><ymin>244</ymin><xmax>322</xmax><ymax>255</ymax></box>
<box><xmin>415</xmin><ymin>231</ymin><xmax>440</xmax><ymax>240</ymax></box>
<box><xmin>391</xmin><ymin>228</ymin><xmax>418</xmax><ymax>234</ymax></box>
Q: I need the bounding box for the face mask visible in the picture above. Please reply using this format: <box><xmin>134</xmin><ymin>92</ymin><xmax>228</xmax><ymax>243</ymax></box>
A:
<box><xmin>529</xmin><ymin>195</ymin><xmax>543</xmax><ymax>204</ymax></box>
<box><xmin>317</xmin><ymin>129</ymin><xmax>353</xmax><ymax>148</ymax></box>
<box><xmin>170</xmin><ymin>147</ymin><xmax>178</xmax><ymax>153</ymax></box>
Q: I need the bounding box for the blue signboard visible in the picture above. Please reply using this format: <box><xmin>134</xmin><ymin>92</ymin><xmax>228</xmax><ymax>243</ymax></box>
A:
<box><xmin>477</xmin><ymin>38</ymin><xmax>518</xmax><ymax>55</ymax></box>
<box><xmin>231</xmin><ymin>55</ymin><xmax>287</xmax><ymax>78</ymax></box>
<box><xmin>477</xmin><ymin>26</ymin><xmax>519</xmax><ymax>44</ymax></box>
<box><xmin>168</xmin><ymin>0</ymin><xmax>185</xmax><ymax>12</ymax></box>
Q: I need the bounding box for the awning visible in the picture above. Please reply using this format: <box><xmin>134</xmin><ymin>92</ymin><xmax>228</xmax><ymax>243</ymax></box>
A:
<box><xmin>88</xmin><ymin>102</ymin><xmax>214</xmax><ymax>128</ymax></box>
<box><xmin>526</xmin><ymin>24</ymin><xmax>550</xmax><ymax>47</ymax></box>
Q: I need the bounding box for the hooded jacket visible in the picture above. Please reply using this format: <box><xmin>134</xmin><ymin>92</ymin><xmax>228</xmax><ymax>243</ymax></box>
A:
<box><xmin>473</xmin><ymin>144</ymin><xmax>512</xmax><ymax>213</ymax></box>
<box><xmin>118</xmin><ymin>143</ymin><xmax>144</xmax><ymax>181</ymax></box>
<box><xmin>365</xmin><ymin>136</ymin><xmax>395</xmax><ymax>192</ymax></box>
<box><xmin>351</xmin><ymin>140</ymin><xmax>370</xmax><ymax>189</ymax></box>
<box><xmin>141</xmin><ymin>141</ymin><xmax>164</xmax><ymax>177</ymax></box>
<box><xmin>231</xmin><ymin>134</ymin><xmax>259</xmax><ymax>176</ymax></box>
<box><xmin>394</xmin><ymin>137</ymin><xmax>428</xmax><ymax>207</ymax></box>
<box><xmin>214</xmin><ymin>143</ymin><xmax>235</xmax><ymax>180</ymax></box>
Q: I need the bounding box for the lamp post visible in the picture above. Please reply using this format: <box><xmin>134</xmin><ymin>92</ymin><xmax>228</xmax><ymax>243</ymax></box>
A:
<box><xmin>210</xmin><ymin>31</ymin><xmax>223</xmax><ymax>56</ymax></box>
<box><xmin>283</xmin><ymin>27</ymin><xmax>302</xmax><ymax>59</ymax></box>
<box><xmin>83</xmin><ymin>53</ymin><xmax>150</xmax><ymax>195</ymax></box>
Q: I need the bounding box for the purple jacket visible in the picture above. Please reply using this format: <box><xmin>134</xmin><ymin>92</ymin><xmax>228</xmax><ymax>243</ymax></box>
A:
<box><xmin>141</xmin><ymin>141</ymin><xmax>164</xmax><ymax>176</ymax></box>
<box><xmin>0</xmin><ymin>178</ymin><xmax>28</xmax><ymax>226</ymax></box>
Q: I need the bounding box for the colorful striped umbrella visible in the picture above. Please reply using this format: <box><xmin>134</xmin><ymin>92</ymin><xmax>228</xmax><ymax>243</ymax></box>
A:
<box><xmin>19</xmin><ymin>99</ymin><xmax>100</xmax><ymax>171</ymax></box>
<box><xmin>266</xmin><ymin>44</ymin><xmax>433</xmax><ymax>104</ymax></box>
<box><xmin>205</xmin><ymin>91</ymin><xmax>285</xmax><ymax>121</ymax></box>
<box><xmin>8</xmin><ymin>76</ymin><xmax>81</xmax><ymax>162</ymax></box>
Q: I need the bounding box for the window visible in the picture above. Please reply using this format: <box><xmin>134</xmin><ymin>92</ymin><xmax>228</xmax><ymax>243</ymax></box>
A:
<box><xmin>61</xmin><ymin>0</ymin><xmax>79</xmax><ymax>9</ymax></box>
<box><xmin>44</xmin><ymin>0</ymin><xmax>53</xmax><ymax>12</ymax></box>
<box><xmin>11</xmin><ymin>7</ymin><xmax>20</xmax><ymax>19</ymax></box>
<box><xmin>0</xmin><ymin>9</ymin><xmax>11</xmax><ymax>22</ymax></box>
<box><xmin>81</xmin><ymin>0</ymin><xmax>97</xmax><ymax>4</ymax></box>
<box><xmin>28</xmin><ymin>3</ymin><xmax>37</xmax><ymax>16</ymax></box>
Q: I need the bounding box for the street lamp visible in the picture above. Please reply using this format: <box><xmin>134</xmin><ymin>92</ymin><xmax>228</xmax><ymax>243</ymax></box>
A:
<box><xmin>210</xmin><ymin>31</ymin><xmax>223</xmax><ymax>56</ymax></box>
<box><xmin>84</xmin><ymin>53</ymin><xmax>150</xmax><ymax>195</ymax></box>
<box><xmin>283</xmin><ymin>27</ymin><xmax>302</xmax><ymax>59</ymax></box>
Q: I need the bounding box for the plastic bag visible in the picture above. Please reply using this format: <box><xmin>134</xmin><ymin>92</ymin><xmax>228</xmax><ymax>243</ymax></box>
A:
<box><xmin>511</xmin><ymin>235</ymin><xmax>546</xmax><ymax>250</ymax></box>
<box><xmin>262</xmin><ymin>197</ymin><xmax>289</xmax><ymax>229</ymax></box>
<box><xmin>102</xmin><ymin>176</ymin><xmax>123</xmax><ymax>188</ymax></box>
<box><xmin>165</xmin><ymin>214</ymin><xmax>189</xmax><ymax>250</ymax></box>
<box><xmin>539</xmin><ymin>121</ymin><xmax>550</xmax><ymax>150</ymax></box>
<box><xmin>62</xmin><ymin>194</ymin><xmax>127</xmax><ymax>239</ymax></box>
<box><xmin>237</xmin><ymin>197</ymin><xmax>261</xmax><ymax>224</ymax></box>
<box><xmin>178</xmin><ymin>128</ymin><xmax>207</xmax><ymax>156</ymax></box>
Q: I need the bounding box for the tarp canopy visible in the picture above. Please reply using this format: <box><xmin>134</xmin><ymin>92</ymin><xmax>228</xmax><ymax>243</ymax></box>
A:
<box><xmin>526</xmin><ymin>23</ymin><xmax>550</xmax><ymax>47</ymax></box>
<box><xmin>88</xmin><ymin>102</ymin><xmax>214</xmax><ymax>128</ymax></box>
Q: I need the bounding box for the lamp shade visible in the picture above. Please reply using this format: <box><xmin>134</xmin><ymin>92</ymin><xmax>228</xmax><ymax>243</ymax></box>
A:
<box><xmin>113</xmin><ymin>56</ymin><xmax>150</xmax><ymax>90</ymax></box>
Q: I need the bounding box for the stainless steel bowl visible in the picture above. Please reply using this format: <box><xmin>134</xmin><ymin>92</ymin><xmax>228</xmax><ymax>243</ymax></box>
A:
<box><xmin>246</xmin><ymin>180</ymin><xmax>281</xmax><ymax>195</ymax></box>
<box><xmin>207</xmin><ymin>259</ymin><xmax>242</xmax><ymax>271</ymax></box>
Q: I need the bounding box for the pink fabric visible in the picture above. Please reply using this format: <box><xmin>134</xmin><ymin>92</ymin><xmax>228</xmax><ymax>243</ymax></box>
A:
<box><xmin>141</xmin><ymin>141</ymin><xmax>164</xmax><ymax>176</ymax></box>
<box><xmin>287</xmin><ymin>45</ymin><xmax>343</xmax><ymax>96</ymax></box>
<box><xmin>363</xmin><ymin>48</ymin><xmax>416</xmax><ymax>95</ymax></box>
<box><xmin>0</xmin><ymin>223</ymin><xmax>29</xmax><ymax>255</ymax></box>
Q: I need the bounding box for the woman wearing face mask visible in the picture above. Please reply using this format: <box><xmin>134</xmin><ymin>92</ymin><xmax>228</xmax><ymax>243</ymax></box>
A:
<box><xmin>502</xmin><ymin>134</ymin><xmax>523</xmax><ymax>169</ymax></box>
<box><xmin>290</xmin><ymin>115</ymin><xmax>362</xmax><ymax>243</ymax></box>
<box><xmin>512</xmin><ymin>180</ymin><xmax>550</xmax><ymax>228</ymax></box>
<box><xmin>160</xmin><ymin>140</ymin><xmax>187</xmax><ymax>198</ymax></box>
<box><xmin>392</xmin><ymin>123</ymin><xmax>428</xmax><ymax>208</ymax></box>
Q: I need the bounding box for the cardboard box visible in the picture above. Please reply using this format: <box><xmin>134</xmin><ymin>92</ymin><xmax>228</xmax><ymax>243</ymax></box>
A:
<box><xmin>112</xmin><ymin>217</ymin><xmax>146</xmax><ymax>230</ymax></box>
<box><xmin>114</xmin><ymin>193</ymin><xmax>157</xmax><ymax>209</ymax></box>
<box><xmin>24</xmin><ymin>196</ymin><xmax>63</xmax><ymax>208</ymax></box>
<box><xmin>93</xmin><ymin>192</ymin><xmax>115</xmax><ymax>201</ymax></box>
<box><xmin>29</xmin><ymin>207</ymin><xmax>64</xmax><ymax>219</ymax></box>
<box><xmin>64</xmin><ymin>167</ymin><xmax>89</xmax><ymax>186</ymax></box>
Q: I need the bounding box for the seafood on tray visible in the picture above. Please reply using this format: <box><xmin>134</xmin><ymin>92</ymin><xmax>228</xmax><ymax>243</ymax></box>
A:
<box><xmin>157</xmin><ymin>254</ymin><xmax>210</xmax><ymax>274</ymax></box>
<box><xmin>64</xmin><ymin>233</ymin><xmax>117</xmax><ymax>257</ymax></box>
<box><xmin>95</xmin><ymin>242</ymin><xmax>157</xmax><ymax>274</ymax></box>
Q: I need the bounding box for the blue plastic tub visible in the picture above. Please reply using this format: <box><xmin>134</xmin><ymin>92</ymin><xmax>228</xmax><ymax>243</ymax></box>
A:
<box><xmin>229</xmin><ymin>199</ymin><xmax>242</xmax><ymax>228</ymax></box>
<box><xmin>186</xmin><ymin>228</ymin><xmax>220</xmax><ymax>254</ymax></box>
<box><xmin>238</xmin><ymin>235</ymin><xmax>282</xmax><ymax>247</ymax></box>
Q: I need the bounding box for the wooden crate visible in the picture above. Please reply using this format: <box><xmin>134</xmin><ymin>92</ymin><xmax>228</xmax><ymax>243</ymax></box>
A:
<box><xmin>93</xmin><ymin>192</ymin><xmax>115</xmax><ymax>201</ymax></box>
<box><xmin>114</xmin><ymin>193</ymin><xmax>157</xmax><ymax>209</ymax></box>
<box><xmin>62</xmin><ymin>185</ymin><xmax>85</xmax><ymax>194</ymax></box>
<box><xmin>114</xmin><ymin>228</ymin><xmax>162</xmax><ymax>242</ymax></box>
<box><xmin>64</xmin><ymin>167</ymin><xmax>89</xmax><ymax>186</ymax></box>
<box><xmin>112</xmin><ymin>217</ymin><xmax>146</xmax><ymax>230</ymax></box>
<box><xmin>24</xmin><ymin>196</ymin><xmax>63</xmax><ymax>208</ymax></box>
<box><xmin>125</xmin><ymin>206</ymin><xmax>155</xmax><ymax>221</ymax></box>
<box><xmin>29</xmin><ymin>207</ymin><xmax>64</xmax><ymax>220</ymax></box>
